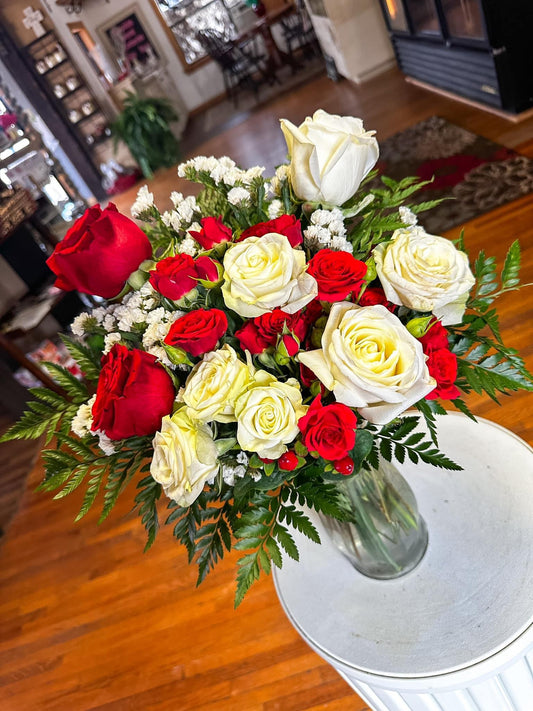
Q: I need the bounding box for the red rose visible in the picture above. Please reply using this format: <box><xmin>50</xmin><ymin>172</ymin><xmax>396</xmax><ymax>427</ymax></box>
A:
<box><xmin>164</xmin><ymin>308</ymin><xmax>228</xmax><ymax>356</ymax></box>
<box><xmin>307</xmin><ymin>250</ymin><xmax>367</xmax><ymax>302</ymax></box>
<box><xmin>91</xmin><ymin>344</ymin><xmax>175</xmax><ymax>440</ymax></box>
<box><xmin>46</xmin><ymin>204</ymin><xmax>152</xmax><ymax>298</ymax></box>
<box><xmin>189</xmin><ymin>216</ymin><xmax>232</xmax><ymax>250</ymax></box>
<box><xmin>149</xmin><ymin>255</ymin><xmax>219</xmax><ymax>300</ymax></box>
<box><xmin>298</xmin><ymin>396</ymin><xmax>357</xmax><ymax>461</ymax></box>
<box><xmin>235</xmin><ymin>308</ymin><xmax>308</xmax><ymax>354</ymax></box>
<box><xmin>419</xmin><ymin>320</ymin><xmax>449</xmax><ymax>352</ymax></box>
<box><xmin>425</xmin><ymin>348</ymin><xmax>460</xmax><ymax>401</ymax></box>
<box><xmin>239</xmin><ymin>214</ymin><xmax>303</xmax><ymax>247</ymax></box>
<box><xmin>195</xmin><ymin>255</ymin><xmax>220</xmax><ymax>283</ymax></box>
<box><xmin>359</xmin><ymin>286</ymin><xmax>386</xmax><ymax>307</ymax></box>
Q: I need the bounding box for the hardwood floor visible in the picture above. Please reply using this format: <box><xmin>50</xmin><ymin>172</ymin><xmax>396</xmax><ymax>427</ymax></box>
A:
<box><xmin>0</xmin><ymin>67</ymin><xmax>532</xmax><ymax>711</ymax></box>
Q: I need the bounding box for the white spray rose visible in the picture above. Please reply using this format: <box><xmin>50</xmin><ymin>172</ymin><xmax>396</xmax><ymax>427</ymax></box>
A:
<box><xmin>280</xmin><ymin>109</ymin><xmax>379</xmax><ymax>206</ymax></box>
<box><xmin>234</xmin><ymin>371</ymin><xmax>308</xmax><ymax>459</ymax></box>
<box><xmin>151</xmin><ymin>410</ymin><xmax>219</xmax><ymax>506</ymax></box>
<box><xmin>299</xmin><ymin>303</ymin><xmax>435</xmax><ymax>425</ymax></box>
<box><xmin>373</xmin><ymin>227</ymin><xmax>476</xmax><ymax>325</ymax></box>
<box><xmin>222</xmin><ymin>233</ymin><xmax>317</xmax><ymax>317</ymax></box>
<box><xmin>181</xmin><ymin>345</ymin><xmax>254</xmax><ymax>423</ymax></box>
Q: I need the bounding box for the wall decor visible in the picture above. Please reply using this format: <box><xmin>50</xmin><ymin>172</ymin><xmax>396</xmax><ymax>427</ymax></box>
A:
<box><xmin>97</xmin><ymin>5</ymin><xmax>160</xmax><ymax>77</ymax></box>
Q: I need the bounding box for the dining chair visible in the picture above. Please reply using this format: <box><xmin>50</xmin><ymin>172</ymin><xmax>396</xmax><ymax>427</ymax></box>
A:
<box><xmin>196</xmin><ymin>29</ymin><xmax>274</xmax><ymax>106</ymax></box>
<box><xmin>279</xmin><ymin>0</ymin><xmax>320</xmax><ymax>69</ymax></box>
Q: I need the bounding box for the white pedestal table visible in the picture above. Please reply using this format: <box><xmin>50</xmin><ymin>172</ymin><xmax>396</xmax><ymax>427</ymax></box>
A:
<box><xmin>273</xmin><ymin>413</ymin><xmax>533</xmax><ymax>710</ymax></box>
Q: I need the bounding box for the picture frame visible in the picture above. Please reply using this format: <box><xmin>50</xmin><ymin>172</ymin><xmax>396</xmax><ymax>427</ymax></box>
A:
<box><xmin>96</xmin><ymin>4</ymin><xmax>161</xmax><ymax>76</ymax></box>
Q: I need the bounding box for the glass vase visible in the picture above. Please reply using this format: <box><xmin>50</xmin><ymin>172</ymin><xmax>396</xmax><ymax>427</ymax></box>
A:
<box><xmin>318</xmin><ymin>458</ymin><xmax>428</xmax><ymax>579</ymax></box>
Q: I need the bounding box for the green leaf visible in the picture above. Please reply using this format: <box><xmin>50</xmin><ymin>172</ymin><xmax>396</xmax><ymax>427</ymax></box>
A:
<box><xmin>134</xmin><ymin>476</ymin><xmax>162</xmax><ymax>551</ymax></box>
<box><xmin>59</xmin><ymin>334</ymin><xmax>101</xmax><ymax>381</ymax></box>
<box><xmin>501</xmin><ymin>240</ymin><xmax>521</xmax><ymax>290</ymax></box>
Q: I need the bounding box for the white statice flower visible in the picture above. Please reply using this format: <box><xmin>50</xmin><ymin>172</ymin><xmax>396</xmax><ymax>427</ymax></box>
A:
<box><xmin>178</xmin><ymin>236</ymin><xmax>198</xmax><ymax>257</ymax></box>
<box><xmin>399</xmin><ymin>206</ymin><xmax>418</xmax><ymax>227</ymax></box>
<box><xmin>71</xmin><ymin>312</ymin><xmax>93</xmax><ymax>337</ymax></box>
<box><xmin>131</xmin><ymin>185</ymin><xmax>154</xmax><ymax>218</ymax></box>
<box><xmin>330</xmin><ymin>235</ymin><xmax>354</xmax><ymax>253</ymax></box>
<box><xmin>243</xmin><ymin>166</ymin><xmax>265</xmax><ymax>184</ymax></box>
<box><xmin>170</xmin><ymin>191</ymin><xmax>184</xmax><ymax>208</ymax></box>
<box><xmin>95</xmin><ymin>431</ymin><xmax>116</xmax><ymax>456</ymax></box>
<box><xmin>161</xmin><ymin>210</ymin><xmax>182</xmax><ymax>232</ymax></box>
<box><xmin>305</xmin><ymin>207</ymin><xmax>350</xmax><ymax>252</ymax></box>
<box><xmin>236</xmin><ymin>451</ymin><xmax>249</xmax><ymax>466</ymax></box>
<box><xmin>303</xmin><ymin>224</ymin><xmax>332</xmax><ymax>250</ymax></box>
<box><xmin>103</xmin><ymin>313</ymin><xmax>117</xmax><ymax>333</ymax></box>
<box><xmin>115</xmin><ymin>305</ymin><xmax>145</xmax><ymax>332</ymax></box>
<box><xmin>221</xmin><ymin>463</ymin><xmax>247</xmax><ymax>487</ymax></box>
<box><xmin>91</xmin><ymin>307</ymin><xmax>107</xmax><ymax>324</ymax></box>
<box><xmin>268</xmin><ymin>199</ymin><xmax>284</xmax><ymax>219</ymax></box>
<box><xmin>103</xmin><ymin>332</ymin><xmax>122</xmax><ymax>355</ymax></box>
<box><xmin>176</xmin><ymin>196</ymin><xmax>197</xmax><ymax>223</ymax></box>
<box><xmin>227</xmin><ymin>187</ymin><xmax>250</xmax><ymax>206</ymax></box>
<box><xmin>269</xmin><ymin>164</ymin><xmax>290</xmax><ymax>196</ymax></box>
<box><xmin>71</xmin><ymin>395</ymin><xmax>96</xmax><ymax>438</ymax></box>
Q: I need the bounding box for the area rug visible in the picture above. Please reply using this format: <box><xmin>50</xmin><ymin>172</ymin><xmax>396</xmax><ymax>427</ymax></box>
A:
<box><xmin>374</xmin><ymin>116</ymin><xmax>533</xmax><ymax>234</ymax></box>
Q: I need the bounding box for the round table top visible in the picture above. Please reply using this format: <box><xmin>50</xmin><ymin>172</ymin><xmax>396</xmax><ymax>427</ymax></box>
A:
<box><xmin>273</xmin><ymin>413</ymin><xmax>533</xmax><ymax>679</ymax></box>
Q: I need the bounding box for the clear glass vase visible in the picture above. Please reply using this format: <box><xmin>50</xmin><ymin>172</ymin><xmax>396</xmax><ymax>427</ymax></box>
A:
<box><xmin>318</xmin><ymin>458</ymin><xmax>428</xmax><ymax>579</ymax></box>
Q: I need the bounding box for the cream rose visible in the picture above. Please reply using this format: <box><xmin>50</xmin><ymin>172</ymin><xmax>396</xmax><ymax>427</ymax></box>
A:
<box><xmin>373</xmin><ymin>227</ymin><xmax>476</xmax><ymax>325</ymax></box>
<box><xmin>181</xmin><ymin>345</ymin><xmax>254</xmax><ymax>423</ymax></box>
<box><xmin>151</xmin><ymin>409</ymin><xmax>219</xmax><ymax>506</ymax></box>
<box><xmin>234</xmin><ymin>370</ymin><xmax>307</xmax><ymax>459</ymax></box>
<box><xmin>298</xmin><ymin>303</ymin><xmax>435</xmax><ymax>425</ymax></box>
<box><xmin>222</xmin><ymin>232</ymin><xmax>317</xmax><ymax>317</ymax></box>
<box><xmin>280</xmin><ymin>109</ymin><xmax>379</xmax><ymax>206</ymax></box>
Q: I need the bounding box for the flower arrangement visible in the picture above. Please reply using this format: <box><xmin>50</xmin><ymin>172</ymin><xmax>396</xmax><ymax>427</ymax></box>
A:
<box><xmin>3</xmin><ymin>110</ymin><xmax>531</xmax><ymax>605</ymax></box>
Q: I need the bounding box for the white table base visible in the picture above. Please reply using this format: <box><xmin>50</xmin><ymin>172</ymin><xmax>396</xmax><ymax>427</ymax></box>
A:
<box><xmin>273</xmin><ymin>414</ymin><xmax>533</xmax><ymax>710</ymax></box>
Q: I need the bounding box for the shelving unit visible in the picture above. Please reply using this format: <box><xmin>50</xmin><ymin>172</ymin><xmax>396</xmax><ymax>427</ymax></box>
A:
<box><xmin>23</xmin><ymin>29</ymin><xmax>111</xmax><ymax>166</ymax></box>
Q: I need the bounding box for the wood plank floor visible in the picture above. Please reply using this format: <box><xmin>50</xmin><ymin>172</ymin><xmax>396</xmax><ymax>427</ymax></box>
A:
<box><xmin>1</xmin><ymin>66</ymin><xmax>532</xmax><ymax>711</ymax></box>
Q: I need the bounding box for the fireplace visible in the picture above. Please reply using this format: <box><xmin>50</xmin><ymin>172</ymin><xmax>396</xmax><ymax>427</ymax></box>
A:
<box><xmin>378</xmin><ymin>0</ymin><xmax>533</xmax><ymax>114</ymax></box>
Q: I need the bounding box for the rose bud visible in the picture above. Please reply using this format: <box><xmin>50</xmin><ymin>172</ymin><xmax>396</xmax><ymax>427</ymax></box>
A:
<box><xmin>278</xmin><ymin>451</ymin><xmax>300</xmax><ymax>471</ymax></box>
<box><xmin>189</xmin><ymin>216</ymin><xmax>232</xmax><ymax>250</ymax></box>
<box><xmin>47</xmin><ymin>204</ymin><xmax>152</xmax><ymax>299</ymax></box>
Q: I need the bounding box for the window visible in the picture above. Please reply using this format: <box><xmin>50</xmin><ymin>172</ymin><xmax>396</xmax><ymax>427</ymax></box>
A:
<box><xmin>151</xmin><ymin>0</ymin><xmax>244</xmax><ymax>69</ymax></box>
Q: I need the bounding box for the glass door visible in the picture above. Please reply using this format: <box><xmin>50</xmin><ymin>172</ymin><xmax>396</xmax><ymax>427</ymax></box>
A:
<box><xmin>440</xmin><ymin>0</ymin><xmax>487</xmax><ymax>42</ymax></box>
<box><xmin>404</xmin><ymin>0</ymin><xmax>441</xmax><ymax>36</ymax></box>
<box><xmin>381</xmin><ymin>0</ymin><xmax>409</xmax><ymax>32</ymax></box>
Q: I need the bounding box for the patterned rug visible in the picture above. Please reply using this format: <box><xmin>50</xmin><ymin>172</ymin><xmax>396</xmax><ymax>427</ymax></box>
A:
<box><xmin>375</xmin><ymin>116</ymin><xmax>533</xmax><ymax>234</ymax></box>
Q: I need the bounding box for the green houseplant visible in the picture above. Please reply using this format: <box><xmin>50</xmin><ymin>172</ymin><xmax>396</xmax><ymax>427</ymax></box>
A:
<box><xmin>111</xmin><ymin>92</ymin><xmax>180</xmax><ymax>179</ymax></box>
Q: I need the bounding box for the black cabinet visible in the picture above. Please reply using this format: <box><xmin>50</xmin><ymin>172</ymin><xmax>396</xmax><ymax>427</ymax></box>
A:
<box><xmin>378</xmin><ymin>0</ymin><xmax>533</xmax><ymax>114</ymax></box>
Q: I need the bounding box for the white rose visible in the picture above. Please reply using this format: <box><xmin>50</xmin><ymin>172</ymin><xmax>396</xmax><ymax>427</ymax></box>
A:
<box><xmin>181</xmin><ymin>345</ymin><xmax>254</xmax><ymax>423</ymax></box>
<box><xmin>299</xmin><ymin>303</ymin><xmax>435</xmax><ymax>425</ymax></box>
<box><xmin>280</xmin><ymin>109</ymin><xmax>379</xmax><ymax>206</ymax></box>
<box><xmin>151</xmin><ymin>409</ymin><xmax>219</xmax><ymax>506</ymax></box>
<box><xmin>373</xmin><ymin>227</ymin><xmax>476</xmax><ymax>325</ymax></box>
<box><xmin>234</xmin><ymin>371</ymin><xmax>308</xmax><ymax>459</ymax></box>
<box><xmin>222</xmin><ymin>233</ymin><xmax>317</xmax><ymax>317</ymax></box>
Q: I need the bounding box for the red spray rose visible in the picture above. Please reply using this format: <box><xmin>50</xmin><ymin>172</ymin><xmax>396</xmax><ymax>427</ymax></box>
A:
<box><xmin>189</xmin><ymin>216</ymin><xmax>232</xmax><ymax>250</ymax></box>
<box><xmin>298</xmin><ymin>396</ymin><xmax>357</xmax><ymax>461</ymax></box>
<box><xmin>425</xmin><ymin>349</ymin><xmax>460</xmax><ymax>400</ymax></box>
<box><xmin>149</xmin><ymin>255</ymin><xmax>219</xmax><ymax>300</ymax></box>
<box><xmin>164</xmin><ymin>308</ymin><xmax>228</xmax><ymax>356</ymax></box>
<box><xmin>91</xmin><ymin>345</ymin><xmax>175</xmax><ymax>440</ymax></box>
<box><xmin>235</xmin><ymin>307</ymin><xmax>309</xmax><ymax>354</ymax></box>
<box><xmin>419</xmin><ymin>320</ymin><xmax>449</xmax><ymax>352</ymax></box>
<box><xmin>46</xmin><ymin>204</ymin><xmax>152</xmax><ymax>298</ymax></box>
<box><xmin>307</xmin><ymin>250</ymin><xmax>367</xmax><ymax>302</ymax></box>
<box><xmin>239</xmin><ymin>214</ymin><xmax>303</xmax><ymax>247</ymax></box>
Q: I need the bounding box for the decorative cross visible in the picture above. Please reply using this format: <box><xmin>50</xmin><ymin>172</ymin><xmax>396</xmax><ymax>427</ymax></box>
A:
<box><xmin>22</xmin><ymin>7</ymin><xmax>46</xmax><ymax>38</ymax></box>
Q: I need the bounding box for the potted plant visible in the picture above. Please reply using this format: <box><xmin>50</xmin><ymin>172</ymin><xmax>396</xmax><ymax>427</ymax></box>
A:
<box><xmin>110</xmin><ymin>92</ymin><xmax>180</xmax><ymax>179</ymax></box>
